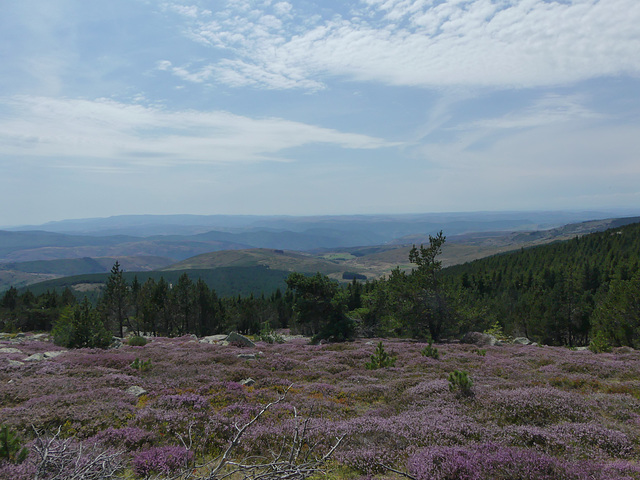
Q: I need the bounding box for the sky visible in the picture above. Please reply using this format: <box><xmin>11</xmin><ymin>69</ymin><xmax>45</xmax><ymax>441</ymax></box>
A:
<box><xmin>1</xmin><ymin>0</ymin><xmax>639</xmax><ymax>227</ymax></box>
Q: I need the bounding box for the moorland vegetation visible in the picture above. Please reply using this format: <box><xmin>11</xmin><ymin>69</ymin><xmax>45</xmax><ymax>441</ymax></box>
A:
<box><xmin>1</xmin><ymin>222</ymin><xmax>640</xmax><ymax>478</ymax></box>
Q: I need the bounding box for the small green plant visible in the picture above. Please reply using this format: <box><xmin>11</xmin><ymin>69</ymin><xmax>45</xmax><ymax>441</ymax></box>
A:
<box><xmin>484</xmin><ymin>321</ymin><xmax>510</xmax><ymax>341</ymax></box>
<box><xmin>589</xmin><ymin>331</ymin><xmax>613</xmax><ymax>353</ymax></box>
<box><xmin>127</xmin><ymin>335</ymin><xmax>148</xmax><ymax>347</ymax></box>
<box><xmin>257</xmin><ymin>322</ymin><xmax>285</xmax><ymax>344</ymax></box>
<box><xmin>0</xmin><ymin>425</ymin><xmax>28</xmax><ymax>464</ymax></box>
<box><xmin>365</xmin><ymin>341</ymin><xmax>396</xmax><ymax>370</ymax></box>
<box><xmin>448</xmin><ymin>370</ymin><xmax>474</xmax><ymax>397</ymax></box>
<box><xmin>421</xmin><ymin>343</ymin><xmax>440</xmax><ymax>360</ymax></box>
<box><xmin>131</xmin><ymin>357</ymin><xmax>153</xmax><ymax>372</ymax></box>
<box><xmin>475</xmin><ymin>348</ymin><xmax>486</xmax><ymax>356</ymax></box>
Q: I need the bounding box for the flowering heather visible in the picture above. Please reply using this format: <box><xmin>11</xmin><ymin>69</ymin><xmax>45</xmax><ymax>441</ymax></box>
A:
<box><xmin>1</xmin><ymin>336</ymin><xmax>640</xmax><ymax>479</ymax></box>
<box><xmin>132</xmin><ymin>445</ymin><xmax>193</xmax><ymax>476</ymax></box>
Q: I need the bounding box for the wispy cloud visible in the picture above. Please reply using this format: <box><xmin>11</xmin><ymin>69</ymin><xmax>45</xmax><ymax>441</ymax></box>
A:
<box><xmin>466</xmin><ymin>94</ymin><xmax>604</xmax><ymax>130</ymax></box>
<box><xmin>0</xmin><ymin>96</ymin><xmax>396</xmax><ymax>170</ymax></box>
<box><xmin>160</xmin><ymin>0</ymin><xmax>640</xmax><ymax>90</ymax></box>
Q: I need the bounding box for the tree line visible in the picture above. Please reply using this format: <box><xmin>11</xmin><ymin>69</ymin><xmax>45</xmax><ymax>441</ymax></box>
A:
<box><xmin>1</xmin><ymin>224</ymin><xmax>639</xmax><ymax>349</ymax></box>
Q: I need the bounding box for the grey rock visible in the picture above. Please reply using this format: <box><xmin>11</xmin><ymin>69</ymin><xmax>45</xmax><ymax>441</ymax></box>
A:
<box><xmin>110</xmin><ymin>337</ymin><xmax>123</xmax><ymax>349</ymax></box>
<box><xmin>226</xmin><ymin>332</ymin><xmax>256</xmax><ymax>348</ymax></box>
<box><xmin>240</xmin><ymin>378</ymin><xmax>256</xmax><ymax>387</ymax></box>
<box><xmin>0</xmin><ymin>347</ymin><xmax>22</xmax><ymax>354</ymax></box>
<box><xmin>126</xmin><ymin>386</ymin><xmax>147</xmax><ymax>397</ymax></box>
<box><xmin>24</xmin><ymin>353</ymin><xmax>45</xmax><ymax>362</ymax></box>
<box><xmin>615</xmin><ymin>346</ymin><xmax>635</xmax><ymax>354</ymax></box>
<box><xmin>7</xmin><ymin>359</ymin><xmax>24</xmax><ymax>367</ymax></box>
<box><xmin>43</xmin><ymin>351</ymin><xmax>66</xmax><ymax>359</ymax></box>
<box><xmin>461</xmin><ymin>332</ymin><xmax>497</xmax><ymax>347</ymax></box>
<box><xmin>199</xmin><ymin>334</ymin><xmax>228</xmax><ymax>344</ymax></box>
<box><xmin>31</xmin><ymin>333</ymin><xmax>50</xmax><ymax>341</ymax></box>
<box><xmin>513</xmin><ymin>337</ymin><xmax>532</xmax><ymax>345</ymax></box>
<box><xmin>15</xmin><ymin>333</ymin><xmax>26</xmax><ymax>338</ymax></box>
<box><xmin>238</xmin><ymin>353</ymin><xmax>256</xmax><ymax>360</ymax></box>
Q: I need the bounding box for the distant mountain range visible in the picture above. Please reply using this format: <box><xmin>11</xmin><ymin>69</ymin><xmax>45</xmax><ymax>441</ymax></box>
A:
<box><xmin>2</xmin><ymin>211</ymin><xmax>640</xmax><ymax>294</ymax></box>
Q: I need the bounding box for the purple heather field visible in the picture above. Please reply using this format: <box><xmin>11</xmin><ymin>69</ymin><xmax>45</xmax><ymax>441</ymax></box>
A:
<box><xmin>1</xmin><ymin>334</ymin><xmax>640</xmax><ymax>479</ymax></box>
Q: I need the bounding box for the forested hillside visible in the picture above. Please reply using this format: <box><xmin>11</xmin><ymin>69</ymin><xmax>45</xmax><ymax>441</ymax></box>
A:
<box><xmin>442</xmin><ymin>221</ymin><xmax>640</xmax><ymax>346</ymax></box>
<box><xmin>1</xmin><ymin>223</ymin><xmax>639</xmax><ymax>351</ymax></box>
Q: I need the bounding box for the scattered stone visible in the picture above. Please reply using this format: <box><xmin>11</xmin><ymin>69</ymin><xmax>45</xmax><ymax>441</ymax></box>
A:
<box><xmin>0</xmin><ymin>347</ymin><xmax>22</xmax><ymax>354</ymax></box>
<box><xmin>461</xmin><ymin>332</ymin><xmax>497</xmax><ymax>347</ymax></box>
<box><xmin>7</xmin><ymin>359</ymin><xmax>24</xmax><ymax>367</ymax></box>
<box><xmin>226</xmin><ymin>332</ymin><xmax>256</xmax><ymax>348</ymax></box>
<box><xmin>31</xmin><ymin>333</ymin><xmax>50</xmax><ymax>341</ymax></box>
<box><xmin>24</xmin><ymin>353</ymin><xmax>45</xmax><ymax>362</ymax></box>
<box><xmin>513</xmin><ymin>337</ymin><xmax>532</xmax><ymax>345</ymax></box>
<box><xmin>126</xmin><ymin>386</ymin><xmax>147</xmax><ymax>397</ymax></box>
<box><xmin>240</xmin><ymin>378</ymin><xmax>256</xmax><ymax>387</ymax></box>
<box><xmin>615</xmin><ymin>346</ymin><xmax>635</xmax><ymax>354</ymax></box>
<box><xmin>199</xmin><ymin>334</ymin><xmax>228</xmax><ymax>344</ymax></box>
<box><xmin>237</xmin><ymin>353</ymin><xmax>256</xmax><ymax>360</ymax></box>
<box><xmin>43</xmin><ymin>351</ymin><xmax>66</xmax><ymax>359</ymax></box>
<box><xmin>575</xmin><ymin>346</ymin><xmax>589</xmax><ymax>351</ymax></box>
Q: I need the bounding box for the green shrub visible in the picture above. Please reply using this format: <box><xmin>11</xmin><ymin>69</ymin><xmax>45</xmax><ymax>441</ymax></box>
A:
<box><xmin>365</xmin><ymin>341</ymin><xmax>396</xmax><ymax>370</ymax></box>
<box><xmin>484</xmin><ymin>321</ymin><xmax>509</xmax><ymax>341</ymax></box>
<box><xmin>0</xmin><ymin>425</ymin><xmax>28</xmax><ymax>464</ymax></box>
<box><xmin>475</xmin><ymin>348</ymin><xmax>487</xmax><ymax>356</ymax></box>
<box><xmin>448</xmin><ymin>370</ymin><xmax>474</xmax><ymax>397</ymax></box>
<box><xmin>131</xmin><ymin>358</ymin><xmax>153</xmax><ymax>372</ymax></box>
<box><xmin>257</xmin><ymin>322</ymin><xmax>284</xmax><ymax>344</ymax></box>
<box><xmin>52</xmin><ymin>300</ymin><xmax>111</xmax><ymax>349</ymax></box>
<box><xmin>589</xmin><ymin>331</ymin><xmax>613</xmax><ymax>353</ymax></box>
<box><xmin>127</xmin><ymin>335</ymin><xmax>148</xmax><ymax>347</ymax></box>
<box><xmin>421</xmin><ymin>343</ymin><xmax>440</xmax><ymax>360</ymax></box>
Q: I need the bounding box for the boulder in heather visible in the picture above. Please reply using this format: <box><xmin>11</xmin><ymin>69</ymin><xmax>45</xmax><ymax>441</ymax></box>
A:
<box><xmin>226</xmin><ymin>332</ymin><xmax>256</xmax><ymax>348</ymax></box>
<box><xmin>461</xmin><ymin>332</ymin><xmax>497</xmax><ymax>347</ymax></box>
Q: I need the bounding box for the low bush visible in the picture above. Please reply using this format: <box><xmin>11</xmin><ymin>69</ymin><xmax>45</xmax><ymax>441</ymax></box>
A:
<box><xmin>127</xmin><ymin>335</ymin><xmax>147</xmax><ymax>347</ymax></box>
<box><xmin>448</xmin><ymin>370</ymin><xmax>473</xmax><ymax>397</ymax></box>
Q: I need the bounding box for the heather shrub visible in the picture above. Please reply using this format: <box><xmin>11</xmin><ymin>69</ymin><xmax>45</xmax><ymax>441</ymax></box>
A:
<box><xmin>486</xmin><ymin>387</ymin><xmax>589</xmax><ymax>426</ymax></box>
<box><xmin>407</xmin><ymin>443</ymin><xmax>580</xmax><ymax>480</ymax></box>
<box><xmin>132</xmin><ymin>445</ymin><xmax>193</xmax><ymax>476</ymax></box>
<box><xmin>91</xmin><ymin>426</ymin><xmax>155</xmax><ymax>450</ymax></box>
<box><xmin>554</xmin><ymin>422</ymin><xmax>633</xmax><ymax>457</ymax></box>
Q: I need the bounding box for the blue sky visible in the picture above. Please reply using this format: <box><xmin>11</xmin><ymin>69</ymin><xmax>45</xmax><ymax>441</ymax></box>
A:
<box><xmin>1</xmin><ymin>0</ymin><xmax>639</xmax><ymax>226</ymax></box>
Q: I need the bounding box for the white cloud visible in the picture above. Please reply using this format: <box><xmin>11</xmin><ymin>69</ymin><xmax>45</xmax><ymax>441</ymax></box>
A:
<box><xmin>162</xmin><ymin>0</ymin><xmax>640</xmax><ymax>90</ymax></box>
<box><xmin>465</xmin><ymin>94</ymin><xmax>604</xmax><ymax>130</ymax></box>
<box><xmin>0</xmin><ymin>96</ymin><xmax>396</xmax><ymax>170</ymax></box>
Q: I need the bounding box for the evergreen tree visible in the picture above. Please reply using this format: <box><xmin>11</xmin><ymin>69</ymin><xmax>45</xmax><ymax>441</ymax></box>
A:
<box><xmin>101</xmin><ymin>261</ymin><xmax>130</xmax><ymax>337</ymax></box>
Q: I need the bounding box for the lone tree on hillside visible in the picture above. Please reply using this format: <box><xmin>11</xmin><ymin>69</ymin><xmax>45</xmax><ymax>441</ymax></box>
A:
<box><xmin>100</xmin><ymin>261</ymin><xmax>129</xmax><ymax>338</ymax></box>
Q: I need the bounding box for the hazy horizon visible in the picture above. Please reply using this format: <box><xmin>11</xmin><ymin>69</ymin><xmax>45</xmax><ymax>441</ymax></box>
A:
<box><xmin>4</xmin><ymin>207</ymin><xmax>640</xmax><ymax>231</ymax></box>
